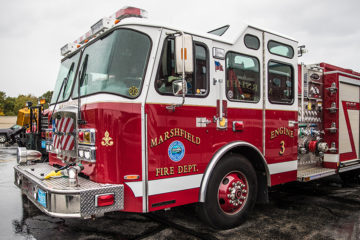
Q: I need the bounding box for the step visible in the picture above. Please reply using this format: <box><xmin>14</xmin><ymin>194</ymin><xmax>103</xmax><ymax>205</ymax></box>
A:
<box><xmin>297</xmin><ymin>167</ymin><xmax>336</xmax><ymax>182</ymax></box>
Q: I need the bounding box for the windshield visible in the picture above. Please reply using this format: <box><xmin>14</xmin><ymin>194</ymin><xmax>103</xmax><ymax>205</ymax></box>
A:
<box><xmin>73</xmin><ymin>29</ymin><xmax>151</xmax><ymax>98</ymax></box>
<box><xmin>50</xmin><ymin>52</ymin><xmax>81</xmax><ymax>103</ymax></box>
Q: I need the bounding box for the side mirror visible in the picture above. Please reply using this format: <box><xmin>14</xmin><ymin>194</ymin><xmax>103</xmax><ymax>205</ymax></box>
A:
<box><xmin>175</xmin><ymin>34</ymin><xmax>194</xmax><ymax>74</ymax></box>
<box><xmin>172</xmin><ymin>79</ymin><xmax>187</xmax><ymax>96</ymax></box>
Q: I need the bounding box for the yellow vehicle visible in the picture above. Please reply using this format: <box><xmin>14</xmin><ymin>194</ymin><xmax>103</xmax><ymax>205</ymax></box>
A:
<box><xmin>16</xmin><ymin>108</ymin><xmax>31</xmax><ymax>127</ymax></box>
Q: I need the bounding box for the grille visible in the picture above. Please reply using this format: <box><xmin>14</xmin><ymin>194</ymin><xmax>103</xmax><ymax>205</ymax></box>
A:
<box><xmin>41</xmin><ymin>115</ymin><xmax>49</xmax><ymax>131</ymax></box>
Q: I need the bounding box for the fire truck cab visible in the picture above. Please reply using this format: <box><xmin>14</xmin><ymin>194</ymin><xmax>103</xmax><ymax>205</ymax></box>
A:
<box><xmin>14</xmin><ymin>7</ymin><xmax>360</xmax><ymax>229</ymax></box>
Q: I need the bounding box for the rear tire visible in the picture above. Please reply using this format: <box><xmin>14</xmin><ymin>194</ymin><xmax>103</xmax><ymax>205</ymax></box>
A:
<box><xmin>0</xmin><ymin>134</ymin><xmax>7</xmax><ymax>144</ymax></box>
<box><xmin>198</xmin><ymin>153</ymin><xmax>257</xmax><ymax>229</ymax></box>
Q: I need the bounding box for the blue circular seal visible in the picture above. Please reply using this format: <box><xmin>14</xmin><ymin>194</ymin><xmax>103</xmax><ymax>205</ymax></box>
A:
<box><xmin>168</xmin><ymin>141</ymin><xmax>185</xmax><ymax>162</ymax></box>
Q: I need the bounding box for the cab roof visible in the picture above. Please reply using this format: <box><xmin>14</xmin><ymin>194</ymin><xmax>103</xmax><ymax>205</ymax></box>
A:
<box><xmin>117</xmin><ymin>17</ymin><xmax>298</xmax><ymax>45</ymax></box>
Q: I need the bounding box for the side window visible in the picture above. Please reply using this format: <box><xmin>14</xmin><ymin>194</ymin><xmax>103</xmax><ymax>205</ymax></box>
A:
<box><xmin>226</xmin><ymin>52</ymin><xmax>260</xmax><ymax>102</ymax></box>
<box><xmin>244</xmin><ymin>34</ymin><xmax>260</xmax><ymax>50</ymax></box>
<box><xmin>268</xmin><ymin>40</ymin><xmax>294</xmax><ymax>59</ymax></box>
<box><xmin>155</xmin><ymin>38</ymin><xmax>208</xmax><ymax>96</ymax></box>
<box><xmin>268</xmin><ymin>61</ymin><xmax>293</xmax><ymax>104</ymax></box>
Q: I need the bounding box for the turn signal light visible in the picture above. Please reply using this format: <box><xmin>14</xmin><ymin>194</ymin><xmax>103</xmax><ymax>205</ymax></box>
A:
<box><xmin>84</xmin><ymin>131</ymin><xmax>91</xmax><ymax>142</ymax></box>
<box><xmin>124</xmin><ymin>175</ymin><xmax>140</xmax><ymax>180</ymax></box>
<box><xmin>96</xmin><ymin>194</ymin><xmax>114</xmax><ymax>207</ymax></box>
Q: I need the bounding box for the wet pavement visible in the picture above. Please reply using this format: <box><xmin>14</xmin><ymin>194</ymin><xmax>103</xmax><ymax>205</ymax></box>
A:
<box><xmin>1</xmin><ymin>146</ymin><xmax>360</xmax><ymax>239</ymax></box>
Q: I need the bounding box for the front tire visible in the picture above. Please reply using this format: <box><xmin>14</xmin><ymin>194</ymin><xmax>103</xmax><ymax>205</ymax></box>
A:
<box><xmin>0</xmin><ymin>134</ymin><xmax>7</xmax><ymax>144</ymax></box>
<box><xmin>198</xmin><ymin>153</ymin><xmax>257</xmax><ymax>229</ymax></box>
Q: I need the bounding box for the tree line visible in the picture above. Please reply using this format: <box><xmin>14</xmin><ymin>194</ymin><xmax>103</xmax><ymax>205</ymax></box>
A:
<box><xmin>0</xmin><ymin>91</ymin><xmax>53</xmax><ymax>116</ymax></box>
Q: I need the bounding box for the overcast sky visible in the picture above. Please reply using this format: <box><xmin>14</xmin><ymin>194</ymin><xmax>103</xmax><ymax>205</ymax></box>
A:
<box><xmin>0</xmin><ymin>0</ymin><xmax>359</xmax><ymax>97</ymax></box>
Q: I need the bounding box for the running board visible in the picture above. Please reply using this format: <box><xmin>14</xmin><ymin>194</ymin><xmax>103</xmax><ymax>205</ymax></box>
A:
<box><xmin>297</xmin><ymin>167</ymin><xmax>336</xmax><ymax>182</ymax></box>
<box><xmin>339</xmin><ymin>160</ymin><xmax>360</xmax><ymax>173</ymax></box>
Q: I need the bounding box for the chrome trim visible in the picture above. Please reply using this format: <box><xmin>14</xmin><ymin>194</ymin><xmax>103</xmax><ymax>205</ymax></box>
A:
<box><xmin>141</xmin><ymin>105</ymin><xmax>146</xmax><ymax>212</ymax></box>
<box><xmin>262</xmin><ymin>32</ymin><xmax>266</xmax><ymax>156</ymax></box>
<box><xmin>141</xmin><ymin>28</ymin><xmax>163</xmax><ymax>213</ymax></box>
<box><xmin>14</xmin><ymin>163</ymin><xmax>124</xmax><ymax>218</ymax></box>
<box><xmin>339</xmin><ymin>163</ymin><xmax>360</xmax><ymax>173</ymax></box>
<box><xmin>199</xmin><ymin>141</ymin><xmax>270</xmax><ymax>202</ymax></box>
<box><xmin>78</xmin><ymin>145</ymin><xmax>96</xmax><ymax>162</ymax></box>
<box><xmin>78</xmin><ymin>128</ymin><xmax>96</xmax><ymax>145</ymax></box>
<box><xmin>324</xmin><ymin>70</ymin><xmax>360</xmax><ymax>81</ymax></box>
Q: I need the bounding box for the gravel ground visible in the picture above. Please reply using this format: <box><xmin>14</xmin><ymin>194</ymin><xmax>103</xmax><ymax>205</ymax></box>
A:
<box><xmin>1</xmin><ymin>146</ymin><xmax>360</xmax><ymax>240</ymax></box>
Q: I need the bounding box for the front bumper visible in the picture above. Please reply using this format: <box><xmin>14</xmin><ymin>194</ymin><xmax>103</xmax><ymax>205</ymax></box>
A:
<box><xmin>14</xmin><ymin>163</ymin><xmax>124</xmax><ymax>218</ymax></box>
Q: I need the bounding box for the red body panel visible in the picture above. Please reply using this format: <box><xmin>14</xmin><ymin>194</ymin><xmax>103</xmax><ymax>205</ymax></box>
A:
<box><xmin>49</xmin><ymin>102</ymin><xmax>143</xmax><ymax>212</ymax></box>
<box><xmin>265</xmin><ymin>110</ymin><xmax>298</xmax><ymax>185</ymax></box>
<box><xmin>146</xmin><ymin>103</ymin><xmax>264</xmax><ymax>210</ymax></box>
<box><xmin>270</xmin><ymin>170</ymin><xmax>297</xmax><ymax>186</ymax></box>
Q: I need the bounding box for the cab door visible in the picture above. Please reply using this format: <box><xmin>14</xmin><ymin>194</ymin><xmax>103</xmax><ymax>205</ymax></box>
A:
<box><xmin>145</xmin><ymin>31</ymin><xmax>215</xmax><ymax>211</ymax></box>
<box><xmin>264</xmin><ymin>32</ymin><xmax>298</xmax><ymax>185</ymax></box>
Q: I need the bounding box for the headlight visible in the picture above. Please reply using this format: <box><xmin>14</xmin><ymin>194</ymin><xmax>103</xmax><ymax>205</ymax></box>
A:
<box><xmin>79</xmin><ymin>149</ymin><xmax>84</xmax><ymax>158</ymax></box>
<box><xmin>84</xmin><ymin>150</ymin><xmax>91</xmax><ymax>160</ymax></box>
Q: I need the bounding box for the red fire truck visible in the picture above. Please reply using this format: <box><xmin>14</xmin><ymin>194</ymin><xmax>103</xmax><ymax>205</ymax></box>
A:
<box><xmin>14</xmin><ymin>6</ymin><xmax>360</xmax><ymax>229</ymax></box>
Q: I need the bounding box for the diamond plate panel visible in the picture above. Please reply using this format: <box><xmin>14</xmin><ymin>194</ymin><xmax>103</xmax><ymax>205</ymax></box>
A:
<box><xmin>16</xmin><ymin>163</ymin><xmax>124</xmax><ymax>218</ymax></box>
<box><xmin>80</xmin><ymin>186</ymin><xmax>124</xmax><ymax>218</ymax></box>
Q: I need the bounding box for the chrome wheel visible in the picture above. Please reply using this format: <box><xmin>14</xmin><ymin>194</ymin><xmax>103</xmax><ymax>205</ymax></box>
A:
<box><xmin>0</xmin><ymin>134</ymin><xmax>6</xmax><ymax>143</ymax></box>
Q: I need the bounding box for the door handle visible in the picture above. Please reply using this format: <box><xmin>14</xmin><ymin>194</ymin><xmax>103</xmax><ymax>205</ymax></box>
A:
<box><xmin>288</xmin><ymin>120</ymin><xmax>298</xmax><ymax>127</ymax></box>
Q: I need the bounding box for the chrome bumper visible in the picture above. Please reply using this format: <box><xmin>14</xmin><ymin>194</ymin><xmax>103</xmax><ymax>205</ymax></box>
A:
<box><xmin>14</xmin><ymin>163</ymin><xmax>124</xmax><ymax>218</ymax></box>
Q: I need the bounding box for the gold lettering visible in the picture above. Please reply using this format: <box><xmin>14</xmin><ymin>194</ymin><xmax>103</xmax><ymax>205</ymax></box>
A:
<box><xmin>156</xmin><ymin>168</ymin><xmax>161</xmax><ymax>176</ymax></box>
<box><xmin>164</xmin><ymin>167</ymin><xmax>169</xmax><ymax>175</ymax></box>
<box><xmin>158</xmin><ymin>135</ymin><xmax>164</xmax><ymax>144</ymax></box>
<box><xmin>183</xmin><ymin>165</ymin><xmax>188</xmax><ymax>173</ymax></box>
<box><xmin>151</xmin><ymin>129</ymin><xmax>201</xmax><ymax>147</ymax></box>
<box><xmin>275</xmin><ymin>129</ymin><xmax>279</xmax><ymax>137</ymax></box>
<box><xmin>151</xmin><ymin>138</ymin><xmax>158</xmax><ymax>147</ymax></box>
<box><xmin>174</xmin><ymin>128</ymin><xmax>180</xmax><ymax>136</ymax></box>
<box><xmin>191</xmin><ymin>135</ymin><xmax>196</xmax><ymax>144</ymax></box>
<box><xmin>186</xmin><ymin>132</ymin><xmax>191</xmax><ymax>142</ymax></box>
<box><xmin>164</xmin><ymin>131</ymin><xmax>170</xmax><ymax>141</ymax></box>
<box><xmin>169</xmin><ymin>167</ymin><xmax>174</xmax><ymax>175</ymax></box>
<box><xmin>180</xmin><ymin>129</ymin><xmax>185</xmax><ymax>137</ymax></box>
<box><xmin>178</xmin><ymin>166</ymin><xmax>183</xmax><ymax>174</ymax></box>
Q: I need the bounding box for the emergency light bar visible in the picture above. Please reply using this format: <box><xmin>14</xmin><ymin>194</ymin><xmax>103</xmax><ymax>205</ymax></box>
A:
<box><xmin>60</xmin><ymin>6</ymin><xmax>148</xmax><ymax>57</ymax></box>
<box><xmin>75</xmin><ymin>30</ymin><xmax>92</xmax><ymax>45</ymax></box>
<box><xmin>61</xmin><ymin>43</ymin><xmax>76</xmax><ymax>56</ymax></box>
<box><xmin>91</xmin><ymin>17</ymin><xmax>114</xmax><ymax>36</ymax></box>
<box><xmin>114</xmin><ymin>6</ymin><xmax>148</xmax><ymax>20</ymax></box>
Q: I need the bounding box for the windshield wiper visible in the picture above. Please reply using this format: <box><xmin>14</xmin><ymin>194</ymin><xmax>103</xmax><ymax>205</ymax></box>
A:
<box><xmin>77</xmin><ymin>54</ymin><xmax>88</xmax><ymax>125</ymax></box>
<box><xmin>62</xmin><ymin>63</ymin><xmax>75</xmax><ymax>98</ymax></box>
<box><xmin>51</xmin><ymin>62</ymin><xmax>75</xmax><ymax>116</ymax></box>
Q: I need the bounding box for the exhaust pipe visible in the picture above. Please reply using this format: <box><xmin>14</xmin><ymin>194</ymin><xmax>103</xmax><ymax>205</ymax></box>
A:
<box><xmin>17</xmin><ymin>147</ymin><xmax>42</xmax><ymax>165</ymax></box>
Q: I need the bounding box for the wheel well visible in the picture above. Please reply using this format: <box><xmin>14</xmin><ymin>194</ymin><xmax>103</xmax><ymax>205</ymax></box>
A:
<box><xmin>226</xmin><ymin>146</ymin><xmax>269</xmax><ymax>203</ymax></box>
<box><xmin>200</xmin><ymin>143</ymin><xmax>270</xmax><ymax>204</ymax></box>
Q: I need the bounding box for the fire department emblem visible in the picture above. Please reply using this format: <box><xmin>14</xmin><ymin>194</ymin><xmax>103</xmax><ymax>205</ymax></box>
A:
<box><xmin>101</xmin><ymin>131</ymin><xmax>114</xmax><ymax>146</ymax></box>
<box><xmin>168</xmin><ymin>141</ymin><xmax>185</xmax><ymax>162</ymax></box>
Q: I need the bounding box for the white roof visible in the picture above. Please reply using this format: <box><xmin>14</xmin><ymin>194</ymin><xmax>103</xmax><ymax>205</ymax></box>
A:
<box><xmin>117</xmin><ymin>17</ymin><xmax>298</xmax><ymax>45</ymax></box>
